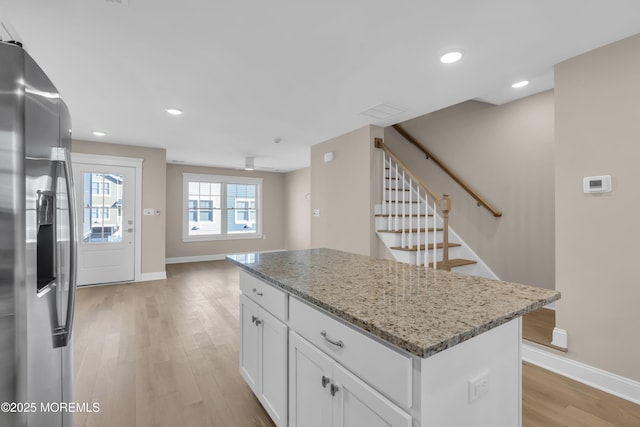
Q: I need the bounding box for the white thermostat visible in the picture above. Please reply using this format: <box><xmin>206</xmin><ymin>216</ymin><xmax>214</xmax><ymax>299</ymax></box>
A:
<box><xmin>583</xmin><ymin>175</ymin><xmax>611</xmax><ymax>193</ymax></box>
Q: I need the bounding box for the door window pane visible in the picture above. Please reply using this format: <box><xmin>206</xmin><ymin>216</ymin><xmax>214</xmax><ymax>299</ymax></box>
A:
<box><xmin>82</xmin><ymin>172</ymin><xmax>124</xmax><ymax>243</ymax></box>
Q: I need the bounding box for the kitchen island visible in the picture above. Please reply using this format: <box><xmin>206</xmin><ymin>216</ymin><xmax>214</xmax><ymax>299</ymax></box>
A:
<box><xmin>228</xmin><ymin>248</ymin><xmax>560</xmax><ymax>427</ymax></box>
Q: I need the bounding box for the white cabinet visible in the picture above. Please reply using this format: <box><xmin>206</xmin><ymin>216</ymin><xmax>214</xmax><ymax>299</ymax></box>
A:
<box><xmin>240</xmin><ymin>293</ymin><xmax>288</xmax><ymax>427</ymax></box>
<box><xmin>240</xmin><ymin>294</ymin><xmax>260</xmax><ymax>392</ymax></box>
<box><xmin>289</xmin><ymin>331</ymin><xmax>333</xmax><ymax>427</ymax></box>
<box><xmin>289</xmin><ymin>331</ymin><xmax>412</xmax><ymax>427</ymax></box>
<box><xmin>239</xmin><ymin>269</ymin><xmax>521</xmax><ymax>427</ymax></box>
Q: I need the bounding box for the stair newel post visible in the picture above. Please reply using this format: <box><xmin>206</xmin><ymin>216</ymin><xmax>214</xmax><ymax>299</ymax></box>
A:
<box><xmin>408</xmin><ymin>177</ymin><xmax>412</xmax><ymax>250</ymax></box>
<box><xmin>401</xmin><ymin>171</ymin><xmax>406</xmax><ymax>248</ymax></box>
<box><xmin>416</xmin><ymin>186</ymin><xmax>421</xmax><ymax>266</ymax></box>
<box><xmin>441</xmin><ymin>194</ymin><xmax>451</xmax><ymax>270</ymax></box>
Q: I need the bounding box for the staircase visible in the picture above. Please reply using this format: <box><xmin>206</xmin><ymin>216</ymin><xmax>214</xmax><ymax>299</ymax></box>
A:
<box><xmin>375</xmin><ymin>139</ymin><xmax>498</xmax><ymax>279</ymax></box>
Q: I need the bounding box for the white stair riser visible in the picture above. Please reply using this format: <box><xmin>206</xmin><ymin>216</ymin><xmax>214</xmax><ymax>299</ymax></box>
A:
<box><xmin>381</xmin><ymin>202</ymin><xmax>430</xmax><ymax>215</ymax></box>
<box><xmin>375</xmin><ymin>216</ymin><xmax>438</xmax><ymax>230</ymax></box>
<box><xmin>377</xmin><ymin>231</ymin><xmax>445</xmax><ymax>248</ymax></box>
<box><xmin>376</xmin><ymin>203</ymin><xmax>434</xmax><ymax>215</ymax></box>
<box><xmin>385</xmin><ymin>189</ymin><xmax>418</xmax><ymax>200</ymax></box>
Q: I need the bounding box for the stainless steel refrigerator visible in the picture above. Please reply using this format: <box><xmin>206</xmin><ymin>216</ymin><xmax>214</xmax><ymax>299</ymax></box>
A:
<box><xmin>0</xmin><ymin>40</ymin><xmax>77</xmax><ymax>427</ymax></box>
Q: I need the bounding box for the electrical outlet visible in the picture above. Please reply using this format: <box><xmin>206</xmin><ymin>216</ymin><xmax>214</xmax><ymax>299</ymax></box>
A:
<box><xmin>313</xmin><ymin>209</ymin><xmax>320</xmax><ymax>217</ymax></box>
<box><xmin>468</xmin><ymin>371</ymin><xmax>489</xmax><ymax>403</ymax></box>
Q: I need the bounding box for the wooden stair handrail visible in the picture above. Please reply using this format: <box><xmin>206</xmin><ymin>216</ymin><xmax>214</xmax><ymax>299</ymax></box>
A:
<box><xmin>392</xmin><ymin>124</ymin><xmax>503</xmax><ymax>218</ymax></box>
<box><xmin>375</xmin><ymin>138</ymin><xmax>441</xmax><ymax>203</ymax></box>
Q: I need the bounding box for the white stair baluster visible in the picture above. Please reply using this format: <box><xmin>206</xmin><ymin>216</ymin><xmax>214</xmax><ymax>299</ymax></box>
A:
<box><xmin>408</xmin><ymin>177</ymin><xmax>412</xmax><ymax>249</ymax></box>
<box><xmin>425</xmin><ymin>194</ymin><xmax>429</xmax><ymax>268</ymax></box>
<box><xmin>387</xmin><ymin>159</ymin><xmax>392</xmax><ymax>231</ymax></box>
<box><xmin>382</xmin><ymin>152</ymin><xmax>386</xmax><ymax>216</ymax></box>
<box><xmin>433</xmin><ymin>200</ymin><xmax>437</xmax><ymax>270</ymax></box>
<box><xmin>416</xmin><ymin>187</ymin><xmax>421</xmax><ymax>267</ymax></box>
<box><xmin>395</xmin><ymin>163</ymin><xmax>399</xmax><ymax>231</ymax></box>
<box><xmin>401</xmin><ymin>171</ymin><xmax>406</xmax><ymax>248</ymax></box>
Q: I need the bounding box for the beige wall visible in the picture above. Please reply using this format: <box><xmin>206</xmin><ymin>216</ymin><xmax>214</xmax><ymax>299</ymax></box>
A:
<box><xmin>284</xmin><ymin>167</ymin><xmax>311</xmax><ymax>250</ymax></box>
<box><xmin>555</xmin><ymin>34</ymin><xmax>640</xmax><ymax>381</ymax></box>
<box><xmin>383</xmin><ymin>92</ymin><xmax>555</xmax><ymax>289</ymax></box>
<box><xmin>165</xmin><ymin>164</ymin><xmax>285</xmax><ymax>259</ymax></box>
<box><xmin>71</xmin><ymin>140</ymin><xmax>167</xmax><ymax>275</ymax></box>
<box><xmin>310</xmin><ymin>125</ymin><xmax>383</xmax><ymax>256</ymax></box>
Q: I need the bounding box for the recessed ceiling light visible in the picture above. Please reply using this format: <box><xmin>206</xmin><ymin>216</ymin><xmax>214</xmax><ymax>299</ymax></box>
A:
<box><xmin>440</xmin><ymin>51</ymin><xmax>462</xmax><ymax>64</ymax></box>
<box><xmin>166</xmin><ymin>108</ymin><xmax>183</xmax><ymax>115</ymax></box>
<box><xmin>511</xmin><ymin>80</ymin><xmax>529</xmax><ymax>88</ymax></box>
<box><xmin>92</xmin><ymin>131</ymin><xmax>106</xmax><ymax>137</ymax></box>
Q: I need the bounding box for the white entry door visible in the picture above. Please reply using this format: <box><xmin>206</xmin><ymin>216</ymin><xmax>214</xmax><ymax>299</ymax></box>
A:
<box><xmin>73</xmin><ymin>162</ymin><xmax>136</xmax><ymax>285</ymax></box>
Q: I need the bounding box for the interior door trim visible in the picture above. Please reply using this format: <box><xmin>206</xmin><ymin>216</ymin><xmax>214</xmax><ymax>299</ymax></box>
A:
<box><xmin>71</xmin><ymin>152</ymin><xmax>143</xmax><ymax>282</ymax></box>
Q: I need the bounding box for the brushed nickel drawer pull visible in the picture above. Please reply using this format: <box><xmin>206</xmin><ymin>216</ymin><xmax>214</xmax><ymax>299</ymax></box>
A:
<box><xmin>320</xmin><ymin>330</ymin><xmax>344</xmax><ymax>348</ymax></box>
<box><xmin>252</xmin><ymin>288</ymin><xmax>263</xmax><ymax>296</ymax></box>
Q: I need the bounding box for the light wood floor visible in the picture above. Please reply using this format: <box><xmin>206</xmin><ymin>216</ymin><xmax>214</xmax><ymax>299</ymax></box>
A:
<box><xmin>522</xmin><ymin>306</ymin><xmax>570</xmax><ymax>353</ymax></box>
<box><xmin>73</xmin><ymin>261</ymin><xmax>640</xmax><ymax>427</ymax></box>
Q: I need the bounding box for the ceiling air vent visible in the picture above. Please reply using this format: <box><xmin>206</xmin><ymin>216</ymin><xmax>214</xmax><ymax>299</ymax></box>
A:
<box><xmin>360</xmin><ymin>102</ymin><xmax>405</xmax><ymax>120</ymax></box>
<box><xmin>104</xmin><ymin>0</ymin><xmax>130</xmax><ymax>7</ymax></box>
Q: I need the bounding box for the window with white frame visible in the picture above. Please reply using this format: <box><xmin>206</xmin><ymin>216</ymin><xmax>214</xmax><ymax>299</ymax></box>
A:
<box><xmin>91</xmin><ymin>207</ymin><xmax>110</xmax><ymax>220</ymax></box>
<box><xmin>183</xmin><ymin>173</ymin><xmax>262</xmax><ymax>241</ymax></box>
<box><xmin>90</xmin><ymin>178</ymin><xmax>111</xmax><ymax>196</ymax></box>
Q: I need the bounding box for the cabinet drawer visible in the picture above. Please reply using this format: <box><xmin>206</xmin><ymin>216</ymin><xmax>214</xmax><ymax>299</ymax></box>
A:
<box><xmin>240</xmin><ymin>270</ymin><xmax>288</xmax><ymax>322</ymax></box>
<box><xmin>289</xmin><ymin>297</ymin><xmax>412</xmax><ymax>409</ymax></box>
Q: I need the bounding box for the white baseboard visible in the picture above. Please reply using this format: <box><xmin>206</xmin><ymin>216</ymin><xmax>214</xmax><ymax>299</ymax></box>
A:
<box><xmin>551</xmin><ymin>327</ymin><xmax>568</xmax><ymax>349</ymax></box>
<box><xmin>165</xmin><ymin>254</ymin><xmax>227</xmax><ymax>264</ymax></box>
<box><xmin>522</xmin><ymin>343</ymin><xmax>640</xmax><ymax>405</ymax></box>
<box><xmin>138</xmin><ymin>271</ymin><xmax>167</xmax><ymax>282</ymax></box>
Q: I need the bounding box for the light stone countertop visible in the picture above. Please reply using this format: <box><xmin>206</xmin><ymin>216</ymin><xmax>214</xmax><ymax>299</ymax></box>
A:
<box><xmin>227</xmin><ymin>248</ymin><xmax>560</xmax><ymax>358</ymax></box>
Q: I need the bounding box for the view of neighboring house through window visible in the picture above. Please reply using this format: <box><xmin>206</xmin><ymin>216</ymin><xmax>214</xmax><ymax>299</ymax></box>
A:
<box><xmin>187</xmin><ymin>181</ymin><xmax>221</xmax><ymax>235</ymax></box>
<box><xmin>183</xmin><ymin>173</ymin><xmax>262</xmax><ymax>241</ymax></box>
<box><xmin>82</xmin><ymin>172</ymin><xmax>123</xmax><ymax>242</ymax></box>
<box><xmin>228</xmin><ymin>184</ymin><xmax>257</xmax><ymax>234</ymax></box>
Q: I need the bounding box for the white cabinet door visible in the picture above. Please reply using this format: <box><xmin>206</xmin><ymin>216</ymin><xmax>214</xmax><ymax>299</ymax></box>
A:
<box><xmin>332</xmin><ymin>364</ymin><xmax>412</xmax><ymax>427</ymax></box>
<box><xmin>259</xmin><ymin>308</ymin><xmax>288</xmax><ymax>427</ymax></box>
<box><xmin>240</xmin><ymin>294</ymin><xmax>259</xmax><ymax>393</ymax></box>
<box><xmin>289</xmin><ymin>332</ymin><xmax>333</xmax><ymax>427</ymax></box>
<box><xmin>290</xmin><ymin>332</ymin><xmax>411</xmax><ymax>427</ymax></box>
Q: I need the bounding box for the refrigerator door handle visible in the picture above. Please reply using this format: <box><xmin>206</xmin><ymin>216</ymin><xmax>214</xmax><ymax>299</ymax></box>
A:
<box><xmin>52</xmin><ymin>146</ymin><xmax>77</xmax><ymax>348</ymax></box>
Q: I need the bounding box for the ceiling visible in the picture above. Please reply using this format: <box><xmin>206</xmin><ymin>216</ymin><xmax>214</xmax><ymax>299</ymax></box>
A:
<box><xmin>2</xmin><ymin>1</ymin><xmax>640</xmax><ymax>172</ymax></box>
